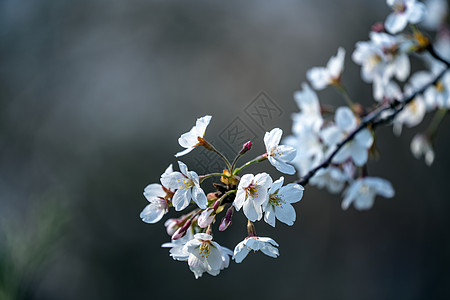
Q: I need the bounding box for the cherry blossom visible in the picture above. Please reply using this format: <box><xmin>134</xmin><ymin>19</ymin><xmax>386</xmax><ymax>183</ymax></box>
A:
<box><xmin>175</xmin><ymin>115</ymin><xmax>212</xmax><ymax>157</ymax></box>
<box><xmin>264</xmin><ymin>128</ymin><xmax>297</xmax><ymax>175</ymax></box>
<box><xmin>234</xmin><ymin>173</ymin><xmax>273</xmax><ymax>222</ymax></box>
<box><xmin>160</xmin><ymin>161</ymin><xmax>207</xmax><ymax>211</ymax></box>
<box><xmin>263</xmin><ymin>177</ymin><xmax>304</xmax><ymax>227</ymax></box>
<box><xmin>184</xmin><ymin>233</ymin><xmax>232</xmax><ymax>278</ymax></box>
<box><xmin>411</xmin><ymin>134</ymin><xmax>435</xmax><ymax>165</ymax></box>
<box><xmin>233</xmin><ymin>236</ymin><xmax>279</xmax><ymax>263</ymax></box>
<box><xmin>385</xmin><ymin>0</ymin><xmax>427</xmax><ymax>34</ymax></box>
<box><xmin>342</xmin><ymin>177</ymin><xmax>395</xmax><ymax>210</ymax></box>
<box><xmin>307</xmin><ymin>47</ymin><xmax>346</xmax><ymax>90</ymax></box>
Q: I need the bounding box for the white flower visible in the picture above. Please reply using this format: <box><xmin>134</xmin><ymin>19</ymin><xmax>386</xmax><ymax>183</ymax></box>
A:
<box><xmin>233</xmin><ymin>236</ymin><xmax>279</xmax><ymax>263</ymax></box>
<box><xmin>234</xmin><ymin>173</ymin><xmax>273</xmax><ymax>222</ymax></box>
<box><xmin>140</xmin><ymin>164</ymin><xmax>174</xmax><ymax>224</ymax></box>
<box><xmin>424</xmin><ymin>72</ymin><xmax>450</xmax><ymax>110</ymax></box>
<box><xmin>342</xmin><ymin>177</ymin><xmax>395</xmax><ymax>210</ymax></box>
<box><xmin>175</xmin><ymin>115</ymin><xmax>212</xmax><ymax>157</ymax></box>
<box><xmin>160</xmin><ymin>161</ymin><xmax>207</xmax><ymax>211</ymax></box>
<box><xmin>198</xmin><ymin>207</ymin><xmax>215</xmax><ymax>228</ymax></box>
<box><xmin>161</xmin><ymin>229</ymin><xmax>195</xmax><ymax>261</ymax></box>
<box><xmin>184</xmin><ymin>233</ymin><xmax>232</xmax><ymax>279</ymax></box>
<box><xmin>307</xmin><ymin>47</ymin><xmax>346</xmax><ymax>90</ymax></box>
<box><xmin>263</xmin><ymin>177</ymin><xmax>304</xmax><ymax>227</ymax></box>
<box><xmin>264</xmin><ymin>128</ymin><xmax>297</xmax><ymax>175</ymax></box>
<box><xmin>292</xmin><ymin>83</ymin><xmax>324</xmax><ymax>131</ymax></box>
<box><xmin>385</xmin><ymin>0</ymin><xmax>427</xmax><ymax>34</ymax></box>
<box><xmin>309</xmin><ymin>166</ymin><xmax>348</xmax><ymax>194</ymax></box>
<box><xmin>411</xmin><ymin>134</ymin><xmax>435</xmax><ymax>165</ymax></box>
<box><xmin>352</xmin><ymin>32</ymin><xmax>411</xmax><ymax>100</ymax></box>
<box><xmin>321</xmin><ymin>107</ymin><xmax>374</xmax><ymax>166</ymax></box>
<box><xmin>422</xmin><ymin>0</ymin><xmax>448</xmax><ymax>30</ymax></box>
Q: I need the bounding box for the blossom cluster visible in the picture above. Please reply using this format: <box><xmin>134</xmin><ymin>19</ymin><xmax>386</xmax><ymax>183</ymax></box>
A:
<box><xmin>140</xmin><ymin>0</ymin><xmax>449</xmax><ymax>278</ymax></box>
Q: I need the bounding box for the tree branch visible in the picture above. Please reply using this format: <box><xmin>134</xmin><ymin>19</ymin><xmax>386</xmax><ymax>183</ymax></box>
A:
<box><xmin>296</xmin><ymin>47</ymin><xmax>450</xmax><ymax>187</ymax></box>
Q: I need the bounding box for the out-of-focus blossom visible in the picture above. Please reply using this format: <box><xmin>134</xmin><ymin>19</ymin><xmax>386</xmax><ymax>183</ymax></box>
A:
<box><xmin>342</xmin><ymin>177</ymin><xmax>395</xmax><ymax>210</ymax></box>
<box><xmin>385</xmin><ymin>0</ymin><xmax>427</xmax><ymax>34</ymax></box>
<box><xmin>307</xmin><ymin>47</ymin><xmax>346</xmax><ymax>90</ymax></box>
<box><xmin>411</xmin><ymin>133</ymin><xmax>435</xmax><ymax>165</ymax></box>
<box><xmin>422</xmin><ymin>0</ymin><xmax>448</xmax><ymax>30</ymax></box>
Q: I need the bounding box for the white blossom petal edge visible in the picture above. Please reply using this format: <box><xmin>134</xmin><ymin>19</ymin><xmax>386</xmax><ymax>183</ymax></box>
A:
<box><xmin>263</xmin><ymin>177</ymin><xmax>304</xmax><ymax>227</ymax></box>
<box><xmin>233</xmin><ymin>236</ymin><xmax>279</xmax><ymax>263</ymax></box>
<box><xmin>342</xmin><ymin>177</ymin><xmax>395</xmax><ymax>210</ymax></box>
<box><xmin>175</xmin><ymin>115</ymin><xmax>212</xmax><ymax>157</ymax></box>
<box><xmin>264</xmin><ymin>128</ymin><xmax>297</xmax><ymax>175</ymax></box>
<box><xmin>160</xmin><ymin>161</ymin><xmax>207</xmax><ymax>211</ymax></box>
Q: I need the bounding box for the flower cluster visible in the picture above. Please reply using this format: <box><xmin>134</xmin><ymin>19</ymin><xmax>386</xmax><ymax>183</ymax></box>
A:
<box><xmin>141</xmin><ymin>0</ymin><xmax>450</xmax><ymax>278</ymax></box>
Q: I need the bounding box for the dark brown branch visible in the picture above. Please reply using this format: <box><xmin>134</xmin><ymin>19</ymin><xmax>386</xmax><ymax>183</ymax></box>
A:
<box><xmin>296</xmin><ymin>47</ymin><xmax>450</xmax><ymax>187</ymax></box>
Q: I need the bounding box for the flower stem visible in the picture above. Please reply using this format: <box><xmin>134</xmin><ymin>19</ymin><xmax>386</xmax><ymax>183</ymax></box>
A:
<box><xmin>201</xmin><ymin>139</ymin><xmax>232</xmax><ymax>171</ymax></box>
<box><xmin>335</xmin><ymin>83</ymin><xmax>356</xmax><ymax>109</ymax></box>
<box><xmin>427</xmin><ymin>109</ymin><xmax>447</xmax><ymax>140</ymax></box>
<box><xmin>247</xmin><ymin>220</ymin><xmax>257</xmax><ymax>237</ymax></box>
<box><xmin>233</xmin><ymin>154</ymin><xmax>268</xmax><ymax>175</ymax></box>
<box><xmin>199</xmin><ymin>172</ymin><xmax>231</xmax><ymax>183</ymax></box>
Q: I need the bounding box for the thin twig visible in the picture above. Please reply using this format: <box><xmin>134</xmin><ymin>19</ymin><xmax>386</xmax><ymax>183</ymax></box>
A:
<box><xmin>296</xmin><ymin>47</ymin><xmax>450</xmax><ymax>186</ymax></box>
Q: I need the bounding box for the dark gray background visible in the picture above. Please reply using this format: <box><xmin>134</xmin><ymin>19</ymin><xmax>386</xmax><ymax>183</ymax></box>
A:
<box><xmin>1</xmin><ymin>0</ymin><xmax>449</xmax><ymax>299</ymax></box>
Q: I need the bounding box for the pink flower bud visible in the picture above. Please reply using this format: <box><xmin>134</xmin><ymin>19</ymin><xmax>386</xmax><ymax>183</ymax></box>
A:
<box><xmin>219</xmin><ymin>206</ymin><xmax>234</xmax><ymax>231</ymax></box>
<box><xmin>164</xmin><ymin>218</ymin><xmax>180</xmax><ymax>236</ymax></box>
<box><xmin>239</xmin><ymin>141</ymin><xmax>253</xmax><ymax>155</ymax></box>
<box><xmin>172</xmin><ymin>219</ymin><xmax>192</xmax><ymax>240</ymax></box>
<box><xmin>198</xmin><ymin>208</ymin><xmax>215</xmax><ymax>228</ymax></box>
<box><xmin>371</xmin><ymin>22</ymin><xmax>385</xmax><ymax>33</ymax></box>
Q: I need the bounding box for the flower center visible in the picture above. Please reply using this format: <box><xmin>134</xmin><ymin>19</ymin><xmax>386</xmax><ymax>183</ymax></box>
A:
<box><xmin>436</xmin><ymin>81</ymin><xmax>445</xmax><ymax>92</ymax></box>
<box><xmin>179</xmin><ymin>178</ymin><xmax>194</xmax><ymax>190</ymax></box>
<box><xmin>269</xmin><ymin>194</ymin><xmax>284</xmax><ymax>207</ymax></box>
<box><xmin>393</xmin><ymin>2</ymin><xmax>406</xmax><ymax>13</ymax></box>
<box><xmin>359</xmin><ymin>183</ymin><xmax>371</xmax><ymax>195</ymax></box>
<box><xmin>245</xmin><ymin>183</ymin><xmax>259</xmax><ymax>198</ymax></box>
<box><xmin>199</xmin><ymin>242</ymin><xmax>211</xmax><ymax>258</ymax></box>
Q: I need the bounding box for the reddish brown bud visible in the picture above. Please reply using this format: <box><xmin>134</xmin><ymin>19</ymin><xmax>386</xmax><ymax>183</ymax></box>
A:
<box><xmin>219</xmin><ymin>206</ymin><xmax>234</xmax><ymax>231</ymax></box>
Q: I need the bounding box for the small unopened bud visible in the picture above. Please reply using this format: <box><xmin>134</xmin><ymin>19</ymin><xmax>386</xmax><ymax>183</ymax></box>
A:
<box><xmin>219</xmin><ymin>206</ymin><xmax>234</xmax><ymax>231</ymax></box>
<box><xmin>164</xmin><ymin>218</ymin><xmax>180</xmax><ymax>236</ymax></box>
<box><xmin>207</xmin><ymin>192</ymin><xmax>219</xmax><ymax>201</ymax></box>
<box><xmin>172</xmin><ymin>219</ymin><xmax>192</xmax><ymax>240</ymax></box>
<box><xmin>198</xmin><ymin>208</ymin><xmax>215</xmax><ymax>228</ymax></box>
<box><xmin>239</xmin><ymin>141</ymin><xmax>253</xmax><ymax>155</ymax></box>
<box><xmin>371</xmin><ymin>22</ymin><xmax>385</xmax><ymax>33</ymax></box>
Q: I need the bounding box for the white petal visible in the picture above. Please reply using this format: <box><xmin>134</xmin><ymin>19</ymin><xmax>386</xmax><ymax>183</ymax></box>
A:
<box><xmin>276</xmin><ymin>145</ymin><xmax>297</xmax><ymax>162</ymax></box>
<box><xmin>275</xmin><ymin>203</ymin><xmax>296</xmax><ymax>226</ymax></box>
<box><xmin>279</xmin><ymin>183</ymin><xmax>304</xmax><ymax>204</ymax></box>
<box><xmin>233</xmin><ymin>243</ymin><xmax>250</xmax><ymax>263</ymax></box>
<box><xmin>385</xmin><ymin>12</ymin><xmax>408</xmax><ymax>34</ymax></box>
<box><xmin>192</xmin><ymin>186</ymin><xmax>207</xmax><ymax>209</ymax></box>
<box><xmin>307</xmin><ymin>67</ymin><xmax>330</xmax><ymax>90</ymax></box>
<box><xmin>269</xmin><ymin>177</ymin><xmax>285</xmax><ymax>194</ymax></box>
<box><xmin>335</xmin><ymin>107</ymin><xmax>357</xmax><ymax>132</ymax></box>
<box><xmin>140</xmin><ymin>202</ymin><xmax>166</xmax><ymax>224</ymax></box>
<box><xmin>160</xmin><ymin>172</ymin><xmax>186</xmax><ymax>190</ymax></box>
<box><xmin>264</xmin><ymin>206</ymin><xmax>276</xmax><ymax>227</ymax></box>
<box><xmin>268</xmin><ymin>156</ymin><xmax>296</xmax><ymax>175</ymax></box>
<box><xmin>260</xmin><ymin>244</ymin><xmax>279</xmax><ymax>258</ymax></box>
<box><xmin>143</xmin><ymin>183</ymin><xmax>165</xmax><ymax>201</ymax></box>
<box><xmin>327</xmin><ymin>47</ymin><xmax>346</xmax><ymax>78</ymax></box>
<box><xmin>172</xmin><ymin>189</ymin><xmax>191</xmax><ymax>211</ymax></box>
<box><xmin>243</xmin><ymin>199</ymin><xmax>261</xmax><ymax>222</ymax></box>
<box><xmin>178</xmin><ymin>161</ymin><xmax>189</xmax><ymax>176</ymax></box>
<box><xmin>178</xmin><ymin>131</ymin><xmax>199</xmax><ymax>149</ymax></box>
<box><xmin>354</xmin><ymin>129</ymin><xmax>374</xmax><ymax>149</ymax></box>
<box><xmin>408</xmin><ymin>2</ymin><xmax>427</xmax><ymax>23</ymax></box>
<box><xmin>233</xmin><ymin>190</ymin><xmax>246</xmax><ymax>211</ymax></box>
<box><xmin>254</xmin><ymin>173</ymin><xmax>273</xmax><ymax>189</ymax></box>
<box><xmin>264</xmin><ymin>128</ymin><xmax>283</xmax><ymax>152</ymax></box>
<box><xmin>175</xmin><ymin>147</ymin><xmax>194</xmax><ymax>157</ymax></box>
<box><xmin>349</xmin><ymin>143</ymin><xmax>368</xmax><ymax>166</ymax></box>
<box><xmin>194</xmin><ymin>115</ymin><xmax>212</xmax><ymax>137</ymax></box>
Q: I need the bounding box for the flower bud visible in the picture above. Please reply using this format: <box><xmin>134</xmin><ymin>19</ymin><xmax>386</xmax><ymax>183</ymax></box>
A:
<box><xmin>198</xmin><ymin>208</ymin><xmax>215</xmax><ymax>228</ymax></box>
<box><xmin>411</xmin><ymin>134</ymin><xmax>434</xmax><ymax>166</ymax></box>
<box><xmin>219</xmin><ymin>206</ymin><xmax>234</xmax><ymax>231</ymax></box>
<box><xmin>164</xmin><ymin>218</ymin><xmax>180</xmax><ymax>236</ymax></box>
<box><xmin>172</xmin><ymin>219</ymin><xmax>192</xmax><ymax>240</ymax></box>
<box><xmin>371</xmin><ymin>22</ymin><xmax>385</xmax><ymax>33</ymax></box>
<box><xmin>239</xmin><ymin>141</ymin><xmax>253</xmax><ymax>155</ymax></box>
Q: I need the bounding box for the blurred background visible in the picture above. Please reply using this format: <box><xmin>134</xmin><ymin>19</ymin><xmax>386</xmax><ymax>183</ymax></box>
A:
<box><xmin>1</xmin><ymin>0</ymin><xmax>449</xmax><ymax>299</ymax></box>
